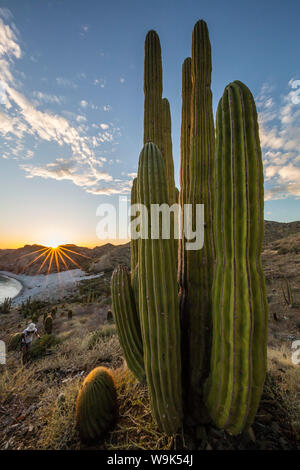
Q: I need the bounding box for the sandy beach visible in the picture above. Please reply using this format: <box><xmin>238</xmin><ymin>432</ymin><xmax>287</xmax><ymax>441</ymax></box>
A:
<box><xmin>0</xmin><ymin>269</ymin><xmax>102</xmax><ymax>305</ymax></box>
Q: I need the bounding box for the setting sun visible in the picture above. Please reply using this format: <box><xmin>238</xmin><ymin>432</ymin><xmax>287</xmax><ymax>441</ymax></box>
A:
<box><xmin>40</xmin><ymin>236</ymin><xmax>68</xmax><ymax>249</ymax></box>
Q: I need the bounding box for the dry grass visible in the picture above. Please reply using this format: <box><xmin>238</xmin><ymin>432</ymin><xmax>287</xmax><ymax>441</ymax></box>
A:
<box><xmin>267</xmin><ymin>345</ymin><xmax>300</xmax><ymax>438</ymax></box>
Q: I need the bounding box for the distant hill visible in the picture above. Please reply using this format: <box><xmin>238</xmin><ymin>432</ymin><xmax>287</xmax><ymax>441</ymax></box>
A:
<box><xmin>0</xmin><ymin>220</ymin><xmax>299</xmax><ymax>275</ymax></box>
<box><xmin>0</xmin><ymin>242</ymin><xmax>130</xmax><ymax>275</ymax></box>
<box><xmin>263</xmin><ymin>220</ymin><xmax>300</xmax><ymax>246</ymax></box>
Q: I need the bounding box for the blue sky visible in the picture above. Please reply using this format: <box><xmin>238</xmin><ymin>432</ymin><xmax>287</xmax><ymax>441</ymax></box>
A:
<box><xmin>0</xmin><ymin>0</ymin><xmax>299</xmax><ymax>247</ymax></box>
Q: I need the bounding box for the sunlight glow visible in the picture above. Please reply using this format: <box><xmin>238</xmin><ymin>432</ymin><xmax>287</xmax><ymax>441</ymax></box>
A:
<box><xmin>20</xmin><ymin>244</ymin><xmax>91</xmax><ymax>275</ymax></box>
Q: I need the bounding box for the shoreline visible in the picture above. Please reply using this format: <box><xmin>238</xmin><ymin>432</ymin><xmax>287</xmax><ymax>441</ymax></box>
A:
<box><xmin>0</xmin><ymin>270</ymin><xmax>102</xmax><ymax>305</ymax></box>
<box><xmin>0</xmin><ymin>273</ymin><xmax>24</xmax><ymax>303</ymax></box>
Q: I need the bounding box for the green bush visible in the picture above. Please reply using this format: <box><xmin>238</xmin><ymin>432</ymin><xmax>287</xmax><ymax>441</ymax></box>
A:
<box><xmin>87</xmin><ymin>325</ymin><xmax>116</xmax><ymax>349</ymax></box>
<box><xmin>29</xmin><ymin>334</ymin><xmax>59</xmax><ymax>359</ymax></box>
<box><xmin>0</xmin><ymin>298</ymin><xmax>12</xmax><ymax>314</ymax></box>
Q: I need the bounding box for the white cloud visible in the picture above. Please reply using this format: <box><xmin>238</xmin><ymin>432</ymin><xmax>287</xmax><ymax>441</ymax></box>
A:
<box><xmin>257</xmin><ymin>80</ymin><xmax>300</xmax><ymax>200</ymax></box>
<box><xmin>56</xmin><ymin>77</ymin><xmax>77</xmax><ymax>89</ymax></box>
<box><xmin>76</xmin><ymin>114</ymin><xmax>86</xmax><ymax>123</ymax></box>
<box><xmin>32</xmin><ymin>91</ymin><xmax>63</xmax><ymax>105</ymax></box>
<box><xmin>80</xmin><ymin>99</ymin><xmax>88</xmax><ymax>108</ymax></box>
<box><xmin>94</xmin><ymin>78</ymin><xmax>105</xmax><ymax>88</ymax></box>
<box><xmin>103</xmin><ymin>105</ymin><xmax>111</xmax><ymax>111</ymax></box>
<box><xmin>120</xmin><ymin>77</ymin><xmax>125</xmax><ymax>83</ymax></box>
<box><xmin>0</xmin><ymin>8</ymin><xmax>13</xmax><ymax>21</ymax></box>
<box><xmin>0</xmin><ymin>16</ymin><xmax>129</xmax><ymax>195</ymax></box>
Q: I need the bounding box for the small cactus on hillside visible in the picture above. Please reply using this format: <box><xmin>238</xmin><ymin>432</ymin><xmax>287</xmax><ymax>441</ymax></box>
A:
<box><xmin>8</xmin><ymin>332</ymin><xmax>22</xmax><ymax>351</ymax></box>
<box><xmin>44</xmin><ymin>315</ymin><xmax>53</xmax><ymax>334</ymax></box>
<box><xmin>75</xmin><ymin>366</ymin><xmax>118</xmax><ymax>442</ymax></box>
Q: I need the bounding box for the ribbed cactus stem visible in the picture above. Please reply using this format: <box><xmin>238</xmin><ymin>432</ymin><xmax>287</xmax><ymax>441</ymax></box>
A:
<box><xmin>137</xmin><ymin>142</ymin><xmax>182</xmax><ymax>434</ymax></box>
<box><xmin>162</xmin><ymin>98</ymin><xmax>176</xmax><ymax>203</ymax></box>
<box><xmin>205</xmin><ymin>81</ymin><xmax>268</xmax><ymax>434</ymax></box>
<box><xmin>184</xmin><ymin>20</ymin><xmax>215</xmax><ymax>414</ymax></box>
<box><xmin>111</xmin><ymin>265</ymin><xmax>145</xmax><ymax>383</ymax></box>
<box><xmin>130</xmin><ymin>177</ymin><xmax>139</xmax><ymax>280</ymax></box>
<box><xmin>75</xmin><ymin>367</ymin><xmax>117</xmax><ymax>442</ymax></box>
<box><xmin>178</xmin><ymin>57</ymin><xmax>192</xmax><ymax>320</ymax></box>
<box><xmin>144</xmin><ymin>30</ymin><xmax>163</xmax><ymax>152</ymax></box>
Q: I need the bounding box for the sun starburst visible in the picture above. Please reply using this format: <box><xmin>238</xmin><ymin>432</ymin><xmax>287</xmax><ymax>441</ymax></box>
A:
<box><xmin>20</xmin><ymin>244</ymin><xmax>91</xmax><ymax>275</ymax></box>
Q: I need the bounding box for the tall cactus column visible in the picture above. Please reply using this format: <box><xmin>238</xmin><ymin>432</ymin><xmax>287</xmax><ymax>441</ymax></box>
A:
<box><xmin>137</xmin><ymin>142</ymin><xmax>182</xmax><ymax>434</ymax></box>
<box><xmin>144</xmin><ymin>31</ymin><xmax>164</xmax><ymax>151</ymax></box>
<box><xmin>205</xmin><ymin>81</ymin><xmax>268</xmax><ymax>435</ymax></box>
<box><xmin>144</xmin><ymin>31</ymin><xmax>175</xmax><ymax>204</ymax></box>
<box><xmin>178</xmin><ymin>57</ymin><xmax>192</xmax><ymax>349</ymax></box>
<box><xmin>184</xmin><ymin>20</ymin><xmax>215</xmax><ymax>415</ymax></box>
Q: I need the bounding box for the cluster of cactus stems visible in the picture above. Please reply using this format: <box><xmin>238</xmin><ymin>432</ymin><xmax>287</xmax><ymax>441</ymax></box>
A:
<box><xmin>111</xmin><ymin>19</ymin><xmax>268</xmax><ymax>436</ymax></box>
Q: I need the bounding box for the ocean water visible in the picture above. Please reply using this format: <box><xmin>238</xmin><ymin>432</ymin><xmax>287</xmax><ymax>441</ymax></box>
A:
<box><xmin>0</xmin><ymin>274</ymin><xmax>22</xmax><ymax>303</ymax></box>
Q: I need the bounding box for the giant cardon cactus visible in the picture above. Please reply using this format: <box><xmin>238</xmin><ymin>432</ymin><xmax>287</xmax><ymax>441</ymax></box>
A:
<box><xmin>75</xmin><ymin>366</ymin><xmax>117</xmax><ymax>442</ymax></box>
<box><xmin>204</xmin><ymin>81</ymin><xmax>268</xmax><ymax>434</ymax></box>
<box><xmin>110</xmin><ymin>21</ymin><xmax>268</xmax><ymax>437</ymax></box>
<box><xmin>137</xmin><ymin>142</ymin><xmax>182</xmax><ymax>434</ymax></box>
<box><xmin>111</xmin><ymin>264</ymin><xmax>145</xmax><ymax>383</ymax></box>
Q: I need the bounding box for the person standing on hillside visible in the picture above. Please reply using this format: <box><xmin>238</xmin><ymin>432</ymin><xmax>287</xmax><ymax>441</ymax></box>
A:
<box><xmin>21</xmin><ymin>323</ymin><xmax>40</xmax><ymax>364</ymax></box>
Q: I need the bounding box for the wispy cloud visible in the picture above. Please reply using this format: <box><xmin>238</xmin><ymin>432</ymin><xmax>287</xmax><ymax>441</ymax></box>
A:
<box><xmin>56</xmin><ymin>77</ymin><xmax>77</xmax><ymax>89</ymax></box>
<box><xmin>257</xmin><ymin>79</ymin><xmax>300</xmax><ymax>200</ymax></box>
<box><xmin>0</xmin><ymin>12</ymin><xmax>129</xmax><ymax>195</ymax></box>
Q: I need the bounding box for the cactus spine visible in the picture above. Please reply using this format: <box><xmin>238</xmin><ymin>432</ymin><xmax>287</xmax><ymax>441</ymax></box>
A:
<box><xmin>137</xmin><ymin>142</ymin><xmax>182</xmax><ymax>434</ymax></box>
<box><xmin>204</xmin><ymin>81</ymin><xmax>268</xmax><ymax>434</ymax></box>
<box><xmin>75</xmin><ymin>366</ymin><xmax>117</xmax><ymax>442</ymax></box>
<box><xmin>111</xmin><ymin>265</ymin><xmax>145</xmax><ymax>383</ymax></box>
<box><xmin>183</xmin><ymin>20</ymin><xmax>215</xmax><ymax>412</ymax></box>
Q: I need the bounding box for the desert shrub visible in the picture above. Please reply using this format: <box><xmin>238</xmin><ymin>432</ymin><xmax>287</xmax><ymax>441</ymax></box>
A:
<box><xmin>29</xmin><ymin>334</ymin><xmax>59</xmax><ymax>359</ymax></box>
<box><xmin>278</xmin><ymin>247</ymin><xmax>289</xmax><ymax>255</ymax></box>
<box><xmin>44</xmin><ymin>315</ymin><xmax>53</xmax><ymax>334</ymax></box>
<box><xmin>88</xmin><ymin>325</ymin><xmax>117</xmax><ymax>349</ymax></box>
<box><xmin>107</xmin><ymin>310</ymin><xmax>113</xmax><ymax>323</ymax></box>
<box><xmin>20</xmin><ymin>297</ymin><xmax>47</xmax><ymax>319</ymax></box>
<box><xmin>0</xmin><ymin>297</ymin><xmax>12</xmax><ymax>314</ymax></box>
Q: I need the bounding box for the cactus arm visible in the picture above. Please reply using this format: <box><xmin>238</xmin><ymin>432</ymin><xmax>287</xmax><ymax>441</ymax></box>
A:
<box><xmin>205</xmin><ymin>81</ymin><xmax>268</xmax><ymax>434</ymax></box>
<box><xmin>111</xmin><ymin>265</ymin><xmax>145</xmax><ymax>383</ymax></box>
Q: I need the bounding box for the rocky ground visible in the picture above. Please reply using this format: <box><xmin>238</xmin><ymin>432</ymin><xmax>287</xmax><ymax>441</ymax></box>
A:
<box><xmin>0</xmin><ymin>221</ymin><xmax>299</xmax><ymax>450</ymax></box>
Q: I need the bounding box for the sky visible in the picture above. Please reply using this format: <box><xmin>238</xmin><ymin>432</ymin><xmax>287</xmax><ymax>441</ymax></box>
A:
<box><xmin>0</xmin><ymin>0</ymin><xmax>299</xmax><ymax>248</ymax></box>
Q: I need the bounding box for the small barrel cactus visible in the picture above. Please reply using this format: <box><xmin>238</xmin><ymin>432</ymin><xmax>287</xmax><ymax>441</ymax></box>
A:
<box><xmin>8</xmin><ymin>332</ymin><xmax>22</xmax><ymax>351</ymax></box>
<box><xmin>75</xmin><ymin>366</ymin><xmax>117</xmax><ymax>442</ymax></box>
<box><xmin>44</xmin><ymin>315</ymin><xmax>53</xmax><ymax>334</ymax></box>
